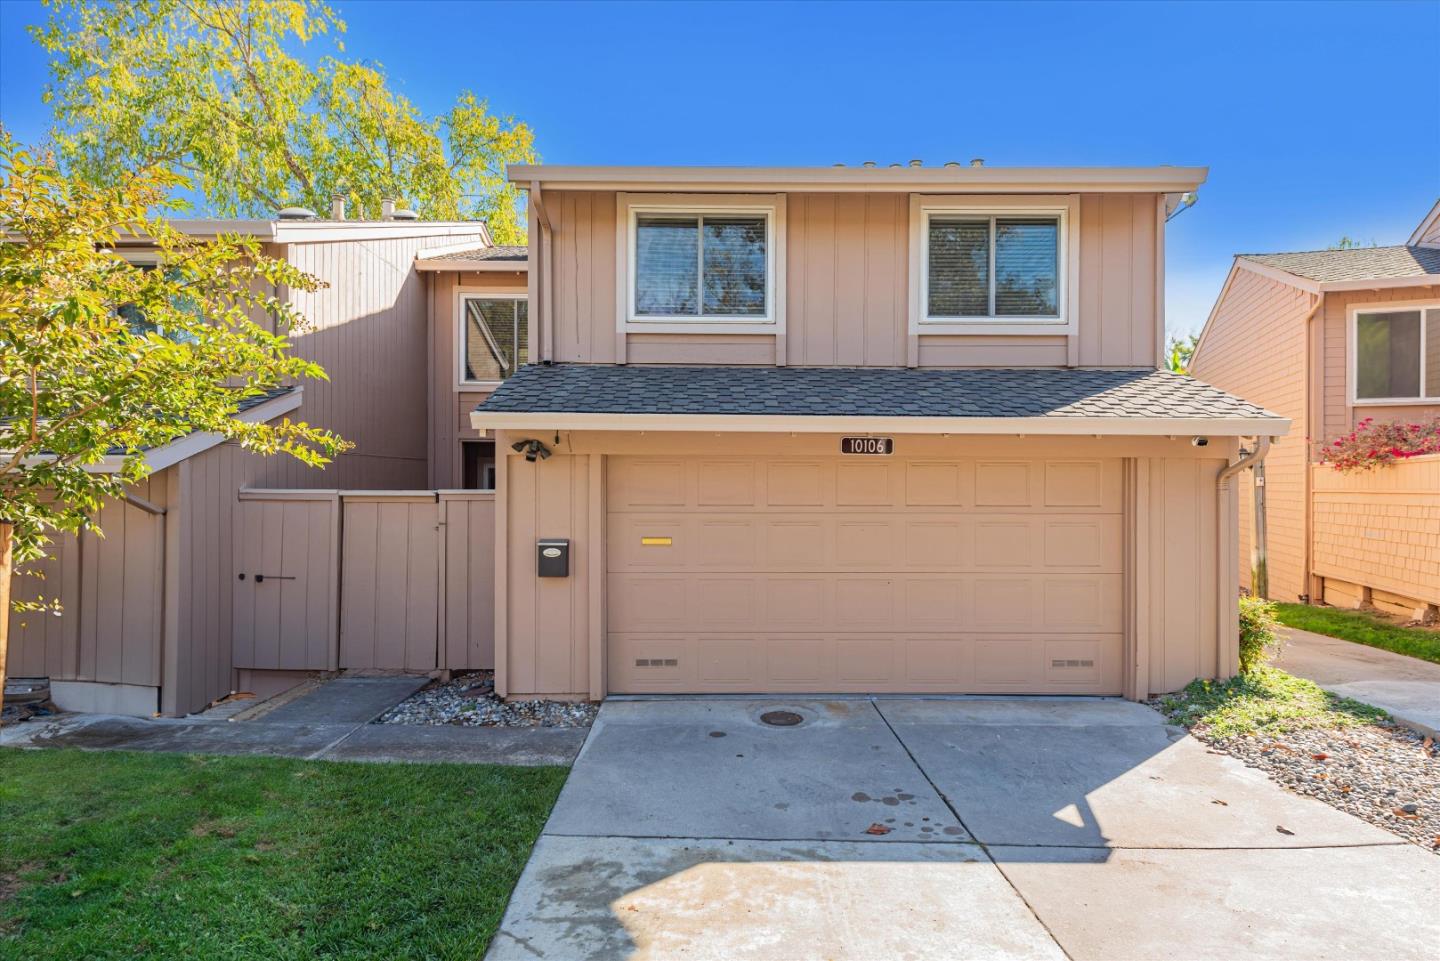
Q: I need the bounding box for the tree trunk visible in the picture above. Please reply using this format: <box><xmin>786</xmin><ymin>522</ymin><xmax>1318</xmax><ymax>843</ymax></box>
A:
<box><xmin>0</xmin><ymin>520</ymin><xmax>12</xmax><ymax>722</ymax></box>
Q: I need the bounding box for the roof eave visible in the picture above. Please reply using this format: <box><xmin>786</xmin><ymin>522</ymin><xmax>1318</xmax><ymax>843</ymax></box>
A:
<box><xmin>415</xmin><ymin>258</ymin><xmax>528</xmax><ymax>273</ymax></box>
<box><xmin>506</xmin><ymin>164</ymin><xmax>1209</xmax><ymax>194</ymax></box>
<box><xmin>470</xmin><ymin>410</ymin><xmax>1289</xmax><ymax>438</ymax></box>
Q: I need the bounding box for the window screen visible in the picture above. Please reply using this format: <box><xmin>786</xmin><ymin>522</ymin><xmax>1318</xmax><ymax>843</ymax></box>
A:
<box><xmin>462</xmin><ymin>297</ymin><xmax>528</xmax><ymax>382</ymax></box>
<box><xmin>927</xmin><ymin>215</ymin><xmax>1060</xmax><ymax>319</ymax></box>
<box><xmin>634</xmin><ymin>213</ymin><xmax>768</xmax><ymax>319</ymax></box>
<box><xmin>1355</xmin><ymin>310</ymin><xmax>1422</xmax><ymax>400</ymax></box>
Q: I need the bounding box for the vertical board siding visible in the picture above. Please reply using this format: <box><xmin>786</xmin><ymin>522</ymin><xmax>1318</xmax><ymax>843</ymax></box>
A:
<box><xmin>504</xmin><ymin>450</ymin><xmax>590</xmax><ymax>695</ymax></box>
<box><xmin>542</xmin><ymin>190</ymin><xmax>1164</xmax><ymax>370</ymax></box>
<box><xmin>1312</xmin><ymin>456</ymin><xmax>1440</xmax><ymax>607</ymax></box>
<box><xmin>1191</xmin><ymin>268</ymin><xmax>1313</xmax><ymax>603</ymax></box>
<box><xmin>1143</xmin><ymin>456</ymin><xmax>1222</xmax><ymax>694</ymax></box>
<box><xmin>440</xmin><ymin>493</ymin><xmax>497</xmax><ymax>670</ymax></box>
<box><xmin>339</xmin><ymin>496</ymin><xmax>440</xmax><ymax>671</ymax></box>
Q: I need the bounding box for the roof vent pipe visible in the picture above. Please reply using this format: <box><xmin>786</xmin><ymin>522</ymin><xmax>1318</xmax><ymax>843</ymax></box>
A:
<box><xmin>331</xmin><ymin>194</ymin><xmax>346</xmax><ymax>220</ymax></box>
<box><xmin>276</xmin><ymin>206</ymin><xmax>318</xmax><ymax>221</ymax></box>
<box><xmin>909</xmin><ymin>159</ymin><xmax>923</xmax><ymax>168</ymax></box>
<box><xmin>380</xmin><ymin>198</ymin><xmax>396</xmax><ymax>220</ymax></box>
<box><xmin>833</xmin><ymin>162</ymin><xmax>846</xmax><ymax>167</ymax></box>
<box><xmin>862</xmin><ymin>160</ymin><xmax>877</xmax><ymax>168</ymax></box>
<box><xmin>943</xmin><ymin>161</ymin><xmax>961</xmax><ymax>168</ymax></box>
<box><xmin>970</xmin><ymin>158</ymin><xmax>985</xmax><ymax>168</ymax></box>
<box><xmin>390</xmin><ymin>207</ymin><xmax>419</xmax><ymax>221</ymax></box>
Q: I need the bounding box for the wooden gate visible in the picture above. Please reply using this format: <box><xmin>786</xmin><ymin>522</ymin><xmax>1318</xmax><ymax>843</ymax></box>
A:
<box><xmin>233</xmin><ymin>490</ymin><xmax>341</xmax><ymax>671</ymax></box>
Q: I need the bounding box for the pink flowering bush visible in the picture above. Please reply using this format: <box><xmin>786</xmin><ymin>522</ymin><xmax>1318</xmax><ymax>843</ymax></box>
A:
<box><xmin>1317</xmin><ymin>417</ymin><xmax>1440</xmax><ymax>472</ymax></box>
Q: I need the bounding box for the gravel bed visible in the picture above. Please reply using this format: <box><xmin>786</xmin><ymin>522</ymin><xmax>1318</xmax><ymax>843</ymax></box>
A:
<box><xmin>377</xmin><ymin>671</ymin><xmax>597</xmax><ymax>728</ymax></box>
<box><xmin>1189</xmin><ymin>722</ymin><xmax>1439</xmax><ymax>852</ymax></box>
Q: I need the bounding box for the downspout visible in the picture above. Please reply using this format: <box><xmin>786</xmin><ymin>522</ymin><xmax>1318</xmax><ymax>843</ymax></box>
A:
<box><xmin>1300</xmin><ymin>292</ymin><xmax>1325</xmax><ymax>604</ymax></box>
<box><xmin>529</xmin><ymin>181</ymin><xmax>554</xmax><ymax>364</ymax></box>
<box><xmin>1216</xmin><ymin>436</ymin><xmax>1270</xmax><ymax>675</ymax></box>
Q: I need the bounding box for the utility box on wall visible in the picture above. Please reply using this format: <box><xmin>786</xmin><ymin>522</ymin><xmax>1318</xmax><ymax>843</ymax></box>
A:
<box><xmin>537</xmin><ymin>538</ymin><xmax>570</xmax><ymax>577</ymax></box>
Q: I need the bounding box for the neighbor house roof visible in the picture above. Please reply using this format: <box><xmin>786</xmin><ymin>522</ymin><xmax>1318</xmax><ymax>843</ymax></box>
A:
<box><xmin>92</xmin><ymin>386</ymin><xmax>304</xmax><ymax>474</ymax></box>
<box><xmin>506</xmin><ymin>163</ymin><xmax>1208</xmax><ymax>195</ymax></box>
<box><xmin>1240</xmin><ymin>246</ymin><xmax>1440</xmax><ymax>285</ymax></box>
<box><xmin>414</xmin><ymin>243</ymin><xmax>528</xmax><ymax>272</ymax></box>
<box><xmin>108</xmin><ymin>219</ymin><xmax>493</xmax><ymax>246</ymax></box>
<box><xmin>472</xmin><ymin>365</ymin><xmax>1287</xmax><ymax>437</ymax></box>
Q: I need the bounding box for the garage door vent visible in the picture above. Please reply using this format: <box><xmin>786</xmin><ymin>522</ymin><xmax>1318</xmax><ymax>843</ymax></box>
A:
<box><xmin>635</xmin><ymin>658</ymin><xmax>678</xmax><ymax>668</ymax></box>
<box><xmin>1050</xmin><ymin>658</ymin><xmax>1095</xmax><ymax>669</ymax></box>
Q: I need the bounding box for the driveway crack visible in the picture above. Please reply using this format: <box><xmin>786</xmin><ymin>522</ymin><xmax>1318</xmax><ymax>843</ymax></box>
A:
<box><xmin>869</xmin><ymin>697</ymin><xmax>1076</xmax><ymax>961</ymax></box>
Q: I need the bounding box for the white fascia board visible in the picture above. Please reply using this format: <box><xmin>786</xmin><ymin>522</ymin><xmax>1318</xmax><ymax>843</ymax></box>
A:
<box><xmin>470</xmin><ymin>410</ymin><xmax>1290</xmax><ymax>438</ymax></box>
<box><xmin>1233</xmin><ymin>258</ymin><xmax>1321</xmax><ymax>293</ymax></box>
<box><xmin>415</xmin><ymin>258</ymin><xmax>528</xmax><ymax>273</ymax></box>
<box><xmin>507</xmin><ymin>164</ymin><xmax>1209</xmax><ymax>194</ymax></box>
<box><xmin>1317</xmin><ymin>276</ymin><xmax>1440</xmax><ymax>292</ymax></box>
<box><xmin>272</xmin><ymin>222</ymin><xmax>490</xmax><ymax>244</ymax></box>
<box><xmin>91</xmin><ymin>387</ymin><xmax>304</xmax><ymax>474</ymax></box>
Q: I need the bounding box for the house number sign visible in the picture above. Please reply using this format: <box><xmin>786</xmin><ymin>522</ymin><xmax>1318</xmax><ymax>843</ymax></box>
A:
<box><xmin>840</xmin><ymin>436</ymin><xmax>894</xmax><ymax>455</ymax></box>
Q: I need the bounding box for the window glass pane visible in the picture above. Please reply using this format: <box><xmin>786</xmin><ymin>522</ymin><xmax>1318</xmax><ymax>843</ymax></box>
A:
<box><xmin>928</xmin><ymin>219</ymin><xmax>989</xmax><ymax>316</ymax></box>
<box><xmin>1427</xmin><ymin>309</ymin><xmax>1440</xmax><ymax>399</ymax></box>
<box><xmin>464</xmin><ymin>298</ymin><xmax>522</xmax><ymax>381</ymax></box>
<box><xmin>702</xmin><ymin>216</ymin><xmax>767</xmax><ymax>316</ymax></box>
<box><xmin>635</xmin><ymin>217</ymin><xmax>699</xmax><ymax>315</ymax></box>
<box><xmin>994</xmin><ymin>218</ymin><xmax>1059</xmax><ymax>316</ymax></box>
<box><xmin>515</xmin><ymin>299</ymin><xmax>529</xmax><ymax>369</ymax></box>
<box><xmin>1355</xmin><ymin>310</ymin><xmax>1421</xmax><ymax>399</ymax></box>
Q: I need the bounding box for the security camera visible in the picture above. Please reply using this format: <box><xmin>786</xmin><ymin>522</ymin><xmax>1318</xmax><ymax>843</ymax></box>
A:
<box><xmin>1191</xmin><ymin>436</ymin><xmax>1209</xmax><ymax>448</ymax></box>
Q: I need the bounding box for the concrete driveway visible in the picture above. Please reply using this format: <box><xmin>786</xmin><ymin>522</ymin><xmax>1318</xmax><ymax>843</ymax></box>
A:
<box><xmin>488</xmin><ymin>697</ymin><xmax>1438</xmax><ymax>961</ymax></box>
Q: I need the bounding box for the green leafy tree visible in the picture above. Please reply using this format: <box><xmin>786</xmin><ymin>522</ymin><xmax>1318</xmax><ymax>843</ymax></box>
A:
<box><xmin>1166</xmin><ymin>333</ymin><xmax>1199</xmax><ymax>375</ymax></box>
<box><xmin>32</xmin><ymin>0</ymin><xmax>536</xmax><ymax>241</ymax></box>
<box><xmin>0</xmin><ymin>135</ymin><xmax>350</xmax><ymax>713</ymax></box>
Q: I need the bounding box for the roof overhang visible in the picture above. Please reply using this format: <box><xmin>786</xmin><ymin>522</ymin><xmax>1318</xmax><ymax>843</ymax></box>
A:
<box><xmin>103</xmin><ymin>220</ymin><xmax>493</xmax><ymax>245</ymax></box>
<box><xmin>415</xmin><ymin>257</ymin><xmax>528</xmax><ymax>273</ymax></box>
<box><xmin>88</xmin><ymin>386</ymin><xmax>305</xmax><ymax>474</ymax></box>
<box><xmin>1234</xmin><ymin>257</ymin><xmax>1440</xmax><ymax>294</ymax></box>
<box><xmin>471</xmin><ymin>410</ymin><xmax>1288</xmax><ymax>438</ymax></box>
<box><xmin>506</xmin><ymin>164</ymin><xmax>1209</xmax><ymax>195</ymax></box>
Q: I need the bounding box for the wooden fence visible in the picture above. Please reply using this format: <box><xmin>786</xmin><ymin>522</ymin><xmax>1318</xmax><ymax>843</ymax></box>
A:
<box><xmin>234</xmin><ymin>489</ymin><xmax>495</xmax><ymax>673</ymax></box>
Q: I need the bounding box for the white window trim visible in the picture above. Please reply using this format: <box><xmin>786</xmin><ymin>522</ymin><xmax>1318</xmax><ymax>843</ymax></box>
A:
<box><xmin>456</xmin><ymin>287</ymin><xmax>528</xmax><ymax>389</ymax></box>
<box><xmin>908</xmin><ymin>194</ymin><xmax>1080</xmax><ymax>336</ymax></box>
<box><xmin>615</xmin><ymin>192</ymin><xmax>787</xmax><ymax>335</ymax></box>
<box><xmin>1347</xmin><ymin>299</ymin><xmax>1440</xmax><ymax>406</ymax></box>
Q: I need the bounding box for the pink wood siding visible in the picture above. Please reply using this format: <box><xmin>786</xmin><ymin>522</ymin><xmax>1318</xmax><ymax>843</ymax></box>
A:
<box><xmin>1320</xmin><ymin>285</ymin><xmax>1440</xmax><ymax>443</ymax></box>
<box><xmin>426</xmin><ymin>270</ymin><xmax>525</xmax><ymax>488</ymax></box>
<box><xmin>1311</xmin><ymin>456</ymin><xmax>1440</xmax><ymax>608</ymax></box>
<box><xmin>440</xmin><ymin>492</ymin><xmax>497</xmax><ymax>670</ymax></box>
<box><xmin>1191</xmin><ymin>268</ymin><xmax>1313</xmax><ymax>602</ymax></box>
<box><xmin>340</xmin><ymin>495</ymin><xmax>441</xmax><ymax>671</ymax></box>
<box><xmin>540</xmin><ymin>190</ymin><xmax>1165</xmax><ymax>369</ymax></box>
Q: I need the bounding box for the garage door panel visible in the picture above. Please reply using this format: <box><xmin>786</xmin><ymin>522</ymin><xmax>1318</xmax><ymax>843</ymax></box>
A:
<box><xmin>607</xmin><ymin>455</ymin><xmax>1125</xmax><ymax>695</ymax></box>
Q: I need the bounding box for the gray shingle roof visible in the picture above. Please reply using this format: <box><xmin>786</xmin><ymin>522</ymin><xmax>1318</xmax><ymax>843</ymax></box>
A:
<box><xmin>104</xmin><ymin>386</ymin><xmax>297</xmax><ymax>454</ymax></box>
<box><xmin>1241</xmin><ymin>245</ymin><xmax>1440</xmax><ymax>284</ymax></box>
<box><xmin>478</xmin><ymin>365</ymin><xmax>1281</xmax><ymax>422</ymax></box>
<box><xmin>427</xmin><ymin>244</ymin><xmax>527</xmax><ymax>263</ymax></box>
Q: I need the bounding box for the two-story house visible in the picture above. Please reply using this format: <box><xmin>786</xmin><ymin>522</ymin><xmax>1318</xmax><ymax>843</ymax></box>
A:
<box><xmin>1191</xmin><ymin>200</ymin><xmax>1440</xmax><ymax>618</ymax></box>
<box><xmin>473</xmin><ymin>163</ymin><xmax>1290</xmax><ymax>703</ymax></box>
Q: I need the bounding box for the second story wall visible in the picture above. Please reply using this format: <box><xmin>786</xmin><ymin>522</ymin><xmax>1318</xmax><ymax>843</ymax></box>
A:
<box><xmin>1321</xmin><ymin>284</ymin><xmax>1440</xmax><ymax>443</ymax></box>
<box><xmin>538</xmin><ymin>190</ymin><xmax>1165</xmax><ymax>369</ymax></box>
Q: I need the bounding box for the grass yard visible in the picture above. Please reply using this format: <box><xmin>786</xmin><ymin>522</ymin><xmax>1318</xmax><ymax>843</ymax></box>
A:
<box><xmin>1157</xmin><ymin>666</ymin><xmax>1390</xmax><ymax>739</ymax></box>
<box><xmin>0</xmin><ymin>750</ymin><xmax>568</xmax><ymax>960</ymax></box>
<box><xmin>1275</xmin><ymin>602</ymin><xmax>1440</xmax><ymax>666</ymax></box>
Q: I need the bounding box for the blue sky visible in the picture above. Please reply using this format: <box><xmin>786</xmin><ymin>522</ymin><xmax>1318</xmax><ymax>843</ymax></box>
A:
<box><xmin>2</xmin><ymin>0</ymin><xmax>1437</xmax><ymax>338</ymax></box>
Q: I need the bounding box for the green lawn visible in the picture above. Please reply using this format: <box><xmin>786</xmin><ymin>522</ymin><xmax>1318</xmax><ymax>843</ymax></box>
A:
<box><xmin>1157</xmin><ymin>666</ymin><xmax>1389</xmax><ymax>739</ymax></box>
<box><xmin>1274</xmin><ymin>602</ymin><xmax>1440</xmax><ymax>665</ymax></box>
<box><xmin>0</xmin><ymin>750</ymin><xmax>568</xmax><ymax>960</ymax></box>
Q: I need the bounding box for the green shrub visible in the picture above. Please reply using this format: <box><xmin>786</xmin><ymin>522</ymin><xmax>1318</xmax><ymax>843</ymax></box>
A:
<box><xmin>1239</xmin><ymin>594</ymin><xmax>1281</xmax><ymax>673</ymax></box>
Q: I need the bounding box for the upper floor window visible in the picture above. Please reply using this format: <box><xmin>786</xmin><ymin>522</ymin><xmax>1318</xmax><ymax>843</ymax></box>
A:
<box><xmin>621</xmin><ymin>195</ymin><xmax>784</xmax><ymax>330</ymax></box>
<box><xmin>1353</xmin><ymin>305</ymin><xmax>1440</xmax><ymax>403</ymax></box>
<box><xmin>910</xmin><ymin>196</ymin><xmax>1077</xmax><ymax>332</ymax></box>
<box><xmin>460</xmin><ymin>292</ymin><xmax>528</xmax><ymax>384</ymax></box>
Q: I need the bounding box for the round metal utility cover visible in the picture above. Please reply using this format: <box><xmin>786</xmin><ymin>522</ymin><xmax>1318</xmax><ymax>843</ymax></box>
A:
<box><xmin>760</xmin><ymin>710</ymin><xmax>804</xmax><ymax>727</ymax></box>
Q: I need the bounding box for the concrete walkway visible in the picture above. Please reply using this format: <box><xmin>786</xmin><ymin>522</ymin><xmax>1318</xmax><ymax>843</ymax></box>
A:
<box><xmin>488</xmin><ymin>697</ymin><xmax>1438</xmax><ymax>961</ymax></box>
<box><xmin>0</xmin><ymin>676</ymin><xmax>587</xmax><ymax>766</ymax></box>
<box><xmin>1276</xmin><ymin>626</ymin><xmax>1440</xmax><ymax>736</ymax></box>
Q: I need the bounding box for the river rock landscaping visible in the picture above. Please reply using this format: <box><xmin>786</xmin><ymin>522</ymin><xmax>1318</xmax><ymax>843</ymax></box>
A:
<box><xmin>378</xmin><ymin>671</ymin><xmax>598</xmax><ymax>728</ymax></box>
<box><xmin>1157</xmin><ymin>668</ymin><xmax>1439</xmax><ymax>853</ymax></box>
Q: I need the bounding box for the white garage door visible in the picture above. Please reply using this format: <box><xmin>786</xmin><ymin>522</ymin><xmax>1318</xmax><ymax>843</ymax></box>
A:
<box><xmin>606</xmin><ymin>455</ymin><xmax>1124</xmax><ymax>695</ymax></box>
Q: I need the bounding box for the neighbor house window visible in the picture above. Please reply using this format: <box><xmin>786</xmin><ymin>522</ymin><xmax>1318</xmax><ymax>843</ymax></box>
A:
<box><xmin>626</xmin><ymin>202</ymin><xmax>777</xmax><ymax>324</ymax></box>
<box><xmin>461</xmin><ymin>440</ymin><xmax>496</xmax><ymax>490</ymax></box>
<box><xmin>925</xmin><ymin>214</ymin><xmax>1061</xmax><ymax>320</ymax></box>
<box><xmin>1353</xmin><ymin>306</ymin><xmax>1440</xmax><ymax>402</ymax></box>
<box><xmin>460</xmin><ymin>294</ymin><xmax>527</xmax><ymax>383</ymax></box>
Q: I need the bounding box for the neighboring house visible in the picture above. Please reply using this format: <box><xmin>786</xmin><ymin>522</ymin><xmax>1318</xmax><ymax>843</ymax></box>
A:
<box><xmin>472</xmin><ymin>163</ymin><xmax>1289</xmax><ymax>703</ymax></box>
<box><xmin>1190</xmin><ymin>201</ymin><xmax>1440</xmax><ymax>618</ymax></box>
<box><xmin>7</xmin><ymin>212</ymin><xmax>503</xmax><ymax>716</ymax></box>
